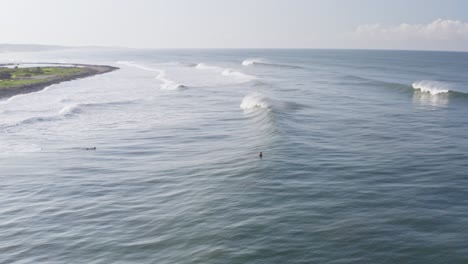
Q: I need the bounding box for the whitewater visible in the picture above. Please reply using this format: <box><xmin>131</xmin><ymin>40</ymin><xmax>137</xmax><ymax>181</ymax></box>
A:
<box><xmin>1</xmin><ymin>49</ymin><xmax>468</xmax><ymax>264</ymax></box>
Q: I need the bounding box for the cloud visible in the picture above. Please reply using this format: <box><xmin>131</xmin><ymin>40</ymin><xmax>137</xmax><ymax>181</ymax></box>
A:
<box><xmin>352</xmin><ymin>19</ymin><xmax>468</xmax><ymax>51</ymax></box>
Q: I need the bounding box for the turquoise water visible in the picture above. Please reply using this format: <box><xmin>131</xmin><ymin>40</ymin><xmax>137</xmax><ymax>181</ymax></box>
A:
<box><xmin>1</xmin><ymin>49</ymin><xmax>468</xmax><ymax>263</ymax></box>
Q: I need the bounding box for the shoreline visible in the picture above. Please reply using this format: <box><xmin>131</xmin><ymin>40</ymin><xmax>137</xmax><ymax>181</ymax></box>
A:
<box><xmin>0</xmin><ymin>63</ymin><xmax>119</xmax><ymax>99</ymax></box>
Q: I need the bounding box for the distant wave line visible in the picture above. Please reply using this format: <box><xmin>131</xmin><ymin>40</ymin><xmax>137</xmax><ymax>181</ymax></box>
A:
<box><xmin>117</xmin><ymin>61</ymin><xmax>187</xmax><ymax>90</ymax></box>
<box><xmin>194</xmin><ymin>63</ymin><xmax>257</xmax><ymax>82</ymax></box>
<box><xmin>242</xmin><ymin>58</ymin><xmax>304</xmax><ymax>69</ymax></box>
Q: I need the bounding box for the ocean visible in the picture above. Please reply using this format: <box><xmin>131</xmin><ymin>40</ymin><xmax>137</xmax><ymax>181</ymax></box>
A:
<box><xmin>1</xmin><ymin>48</ymin><xmax>467</xmax><ymax>263</ymax></box>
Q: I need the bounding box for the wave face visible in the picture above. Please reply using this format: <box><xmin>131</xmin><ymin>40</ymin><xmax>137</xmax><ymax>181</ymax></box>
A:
<box><xmin>412</xmin><ymin>81</ymin><xmax>450</xmax><ymax>95</ymax></box>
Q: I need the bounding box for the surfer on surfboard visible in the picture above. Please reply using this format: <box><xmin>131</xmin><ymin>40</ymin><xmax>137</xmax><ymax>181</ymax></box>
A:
<box><xmin>259</xmin><ymin>152</ymin><xmax>263</xmax><ymax>159</ymax></box>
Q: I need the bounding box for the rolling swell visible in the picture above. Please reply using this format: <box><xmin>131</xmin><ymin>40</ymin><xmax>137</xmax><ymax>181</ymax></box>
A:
<box><xmin>1</xmin><ymin>99</ymin><xmax>138</xmax><ymax>130</ymax></box>
<box><xmin>340</xmin><ymin>74</ymin><xmax>468</xmax><ymax>98</ymax></box>
<box><xmin>241</xmin><ymin>94</ymin><xmax>280</xmax><ymax>147</ymax></box>
<box><xmin>4</xmin><ymin>49</ymin><xmax>468</xmax><ymax>264</ymax></box>
<box><xmin>58</xmin><ymin>99</ymin><xmax>138</xmax><ymax>117</ymax></box>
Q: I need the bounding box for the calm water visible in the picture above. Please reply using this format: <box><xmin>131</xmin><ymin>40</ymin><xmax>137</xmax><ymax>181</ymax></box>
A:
<box><xmin>1</xmin><ymin>49</ymin><xmax>467</xmax><ymax>263</ymax></box>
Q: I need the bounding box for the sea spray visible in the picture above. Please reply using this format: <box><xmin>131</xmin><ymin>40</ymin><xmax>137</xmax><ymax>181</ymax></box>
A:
<box><xmin>412</xmin><ymin>81</ymin><xmax>450</xmax><ymax>95</ymax></box>
<box><xmin>240</xmin><ymin>92</ymin><xmax>271</xmax><ymax>110</ymax></box>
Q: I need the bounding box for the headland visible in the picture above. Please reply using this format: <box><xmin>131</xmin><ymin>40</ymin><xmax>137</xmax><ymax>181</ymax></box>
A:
<box><xmin>0</xmin><ymin>63</ymin><xmax>118</xmax><ymax>98</ymax></box>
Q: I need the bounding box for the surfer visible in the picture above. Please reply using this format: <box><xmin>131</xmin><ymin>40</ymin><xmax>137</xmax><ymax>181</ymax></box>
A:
<box><xmin>259</xmin><ymin>152</ymin><xmax>263</xmax><ymax>159</ymax></box>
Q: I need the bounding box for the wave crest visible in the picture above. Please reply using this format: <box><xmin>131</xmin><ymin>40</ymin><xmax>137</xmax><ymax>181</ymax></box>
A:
<box><xmin>412</xmin><ymin>81</ymin><xmax>450</xmax><ymax>95</ymax></box>
<box><xmin>240</xmin><ymin>92</ymin><xmax>271</xmax><ymax>110</ymax></box>
<box><xmin>117</xmin><ymin>61</ymin><xmax>187</xmax><ymax>90</ymax></box>
<box><xmin>242</xmin><ymin>58</ymin><xmax>303</xmax><ymax>69</ymax></box>
<box><xmin>59</xmin><ymin>104</ymin><xmax>82</xmax><ymax>116</ymax></box>
<box><xmin>242</xmin><ymin>58</ymin><xmax>265</xmax><ymax>66</ymax></box>
<box><xmin>195</xmin><ymin>63</ymin><xmax>256</xmax><ymax>82</ymax></box>
<box><xmin>156</xmin><ymin>71</ymin><xmax>187</xmax><ymax>90</ymax></box>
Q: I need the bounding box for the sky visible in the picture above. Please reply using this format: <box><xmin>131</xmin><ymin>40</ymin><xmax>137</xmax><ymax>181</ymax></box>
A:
<box><xmin>1</xmin><ymin>0</ymin><xmax>468</xmax><ymax>51</ymax></box>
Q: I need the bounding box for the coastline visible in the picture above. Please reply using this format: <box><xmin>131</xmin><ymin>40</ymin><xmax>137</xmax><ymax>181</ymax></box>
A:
<box><xmin>0</xmin><ymin>63</ymin><xmax>119</xmax><ymax>99</ymax></box>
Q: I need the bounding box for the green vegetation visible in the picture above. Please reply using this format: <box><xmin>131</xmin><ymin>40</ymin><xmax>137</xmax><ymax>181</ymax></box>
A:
<box><xmin>0</xmin><ymin>66</ymin><xmax>88</xmax><ymax>89</ymax></box>
<box><xmin>0</xmin><ymin>78</ymin><xmax>45</xmax><ymax>87</ymax></box>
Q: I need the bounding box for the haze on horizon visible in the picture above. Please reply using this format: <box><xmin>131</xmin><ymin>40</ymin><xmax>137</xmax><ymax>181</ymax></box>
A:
<box><xmin>1</xmin><ymin>0</ymin><xmax>468</xmax><ymax>51</ymax></box>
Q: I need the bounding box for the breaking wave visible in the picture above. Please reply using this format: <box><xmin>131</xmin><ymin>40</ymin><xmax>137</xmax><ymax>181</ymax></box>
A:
<box><xmin>156</xmin><ymin>71</ymin><xmax>187</xmax><ymax>90</ymax></box>
<box><xmin>195</xmin><ymin>63</ymin><xmax>256</xmax><ymax>82</ymax></box>
<box><xmin>117</xmin><ymin>61</ymin><xmax>160</xmax><ymax>72</ymax></box>
<box><xmin>117</xmin><ymin>61</ymin><xmax>187</xmax><ymax>90</ymax></box>
<box><xmin>240</xmin><ymin>92</ymin><xmax>304</xmax><ymax>112</ymax></box>
<box><xmin>242</xmin><ymin>58</ymin><xmax>264</xmax><ymax>66</ymax></box>
<box><xmin>412</xmin><ymin>81</ymin><xmax>450</xmax><ymax>95</ymax></box>
<box><xmin>339</xmin><ymin>75</ymin><xmax>468</xmax><ymax>98</ymax></box>
<box><xmin>240</xmin><ymin>92</ymin><xmax>271</xmax><ymax>110</ymax></box>
<box><xmin>2</xmin><ymin>99</ymin><xmax>138</xmax><ymax>130</ymax></box>
<box><xmin>242</xmin><ymin>58</ymin><xmax>303</xmax><ymax>69</ymax></box>
<box><xmin>1</xmin><ymin>99</ymin><xmax>139</xmax><ymax>130</ymax></box>
<box><xmin>59</xmin><ymin>104</ymin><xmax>82</xmax><ymax>116</ymax></box>
<box><xmin>58</xmin><ymin>100</ymin><xmax>138</xmax><ymax>117</ymax></box>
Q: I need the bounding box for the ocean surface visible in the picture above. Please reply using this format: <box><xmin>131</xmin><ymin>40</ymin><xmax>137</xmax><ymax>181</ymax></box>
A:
<box><xmin>1</xmin><ymin>49</ymin><xmax>467</xmax><ymax>263</ymax></box>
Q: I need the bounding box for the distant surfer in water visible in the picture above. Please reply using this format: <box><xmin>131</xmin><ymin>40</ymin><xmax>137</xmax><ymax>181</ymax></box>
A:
<box><xmin>259</xmin><ymin>152</ymin><xmax>263</xmax><ymax>159</ymax></box>
<box><xmin>85</xmin><ymin>147</ymin><xmax>96</xmax><ymax>150</ymax></box>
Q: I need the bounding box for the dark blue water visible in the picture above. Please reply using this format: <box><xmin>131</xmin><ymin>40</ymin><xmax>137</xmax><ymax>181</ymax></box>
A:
<box><xmin>1</xmin><ymin>49</ymin><xmax>467</xmax><ymax>263</ymax></box>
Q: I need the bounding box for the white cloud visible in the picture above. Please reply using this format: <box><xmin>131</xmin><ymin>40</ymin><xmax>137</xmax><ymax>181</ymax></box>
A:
<box><xmin>352</xmin><ymin>19</ymin><xmax>468</xmax><ymax>51</ymax></box>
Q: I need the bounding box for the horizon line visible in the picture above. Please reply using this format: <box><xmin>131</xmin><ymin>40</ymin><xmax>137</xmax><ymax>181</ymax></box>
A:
<box><xmin>1</xmin><ymin>43</ymin><xmax>468</xmax><ymax>53</ymax></box>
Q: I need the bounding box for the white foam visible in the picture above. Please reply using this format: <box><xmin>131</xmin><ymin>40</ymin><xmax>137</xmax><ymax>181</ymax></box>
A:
<box><xmin>117</xmin><ymin>61</ymin><xmax>186</xmax><ymax>90</ymax></box>
<box><xmin>156</xmin><ymin>70</ymin><xmax>187</xmax><ymax>90</ymax></box>
<box><xmin>0</xmin><ymin>93</ymin><xmax>28</xmax><ymax>104</ymax></box>
<box><xmin>240</xmin><ymin>92</ymin><xmax>271</xmax><ymax>110</ymax></box>
<box><xmin>117</xmin><ymin>61</ymin><xmax>160</xmax><ymax>72</ymax></box>
<box><xmin>58</xmin><ymin>99</ymin><xmax>140</xmax><ymax>116</ymax></box>
<box><xmin>242</xmin><ymin>58</ymin><xmax>303</xmax><ymax>69</ymax></box>
<box><xmin>0</xmin><ymin>83</ymin><xmax>58</xmax><ymax>105</ymax></box>
<box><xmin>242</xmin><ymin>58</ymin><xmax>265</xmax><ymax>66</ymax></box>
<box><xmin>412</xmin><ymin>81</ymin><xmax>450</xmax><ymax>95</ymax></box>
<box><xmin>195</xmin><ymin>63</ymin><xmax>256</xmax><ymax>82</ymax></box>
<box><xmin>59</xmin><ymin>104</ymin><xmax>81</xmax><ymax>116</ymax></box>
<box><xmin>0</xmin><ymin>142</ymin><xmax>42</xmax><ymax>154</ymax></box>
<box><xmin>194</xmin><ymin>63</ymin><xmax>223</xmax><ymax>71</ymax></box>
